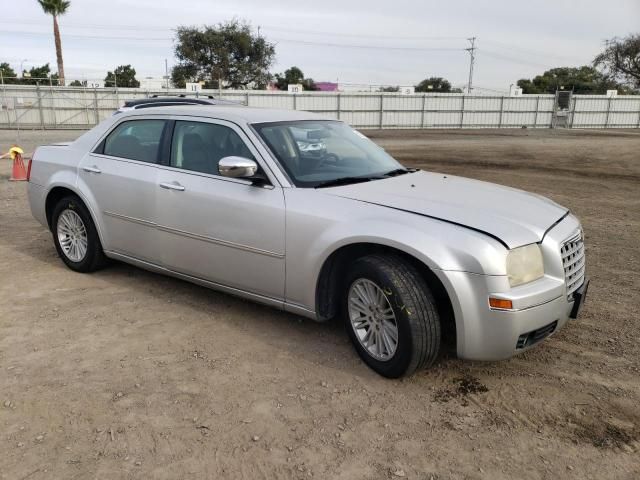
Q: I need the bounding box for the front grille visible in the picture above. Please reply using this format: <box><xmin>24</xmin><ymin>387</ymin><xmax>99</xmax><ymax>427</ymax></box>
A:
<box><xmin>561</xmin><ymin>231</ymin><xmax>585</xmax><ymax>299</ymax></box>
<box><xmin>516</xmin><ymin>321</ymin><xmax>558</xmax><ymax>349</ymax></box>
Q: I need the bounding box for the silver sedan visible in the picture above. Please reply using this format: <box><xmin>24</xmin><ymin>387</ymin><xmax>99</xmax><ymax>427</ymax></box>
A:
<box><xmin>27</xmin><ymin>105</ymin><xmax>589</xmax><ymax>377</ymax></box>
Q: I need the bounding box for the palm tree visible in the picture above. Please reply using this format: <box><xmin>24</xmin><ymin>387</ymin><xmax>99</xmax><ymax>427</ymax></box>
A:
<box><xmin>37</xmin><ymin>0</ymin><xmax>70</xmax><ymax>86</ymax></box>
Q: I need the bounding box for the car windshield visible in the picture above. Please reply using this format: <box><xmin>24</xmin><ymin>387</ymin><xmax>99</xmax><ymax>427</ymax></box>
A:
<box><xmin>253</xmin><ymin>120</ymin><xmax>407</xmax><ymax>188</ymax></box>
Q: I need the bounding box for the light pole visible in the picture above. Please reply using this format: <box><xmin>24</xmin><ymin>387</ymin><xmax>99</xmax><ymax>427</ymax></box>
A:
<box><xmin>20</xmin><ymin>59</ymin><xmax>28</xmax><ymax>78</ymax></box>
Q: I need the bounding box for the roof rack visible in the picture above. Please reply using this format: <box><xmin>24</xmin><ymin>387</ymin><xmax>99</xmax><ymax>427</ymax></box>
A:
<box><xmin>149</xmin><ymin>93</ymin><xmax>216</xmax><ymax>100</ymax></box>
<box><xmin>119</xmin><ymin>95</ymin><xmax>242</xmax><ymax>111</ymax></box>
<box><xmin>122</xmin><ymin>97</ymin><xmax>216</xmax><ymax>108</ymax></box>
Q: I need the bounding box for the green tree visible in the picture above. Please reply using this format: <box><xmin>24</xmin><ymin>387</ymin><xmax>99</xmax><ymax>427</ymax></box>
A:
<box><xmin>173</xmin><ymin>20</ymin><xmax>275</xmax><ymax>89</ymax></box>
<box><xmin>594</xmin><ymin>35</ymin><xmax>640</xmax><ymax>90</ymax></box>
<box><xmin>273</xmin><ymin>66</ymin><xmax>318</xmax><ymax>91</ymax></box>
<box><xmin>379</xmin><ymin>86</ymin><xmax>399</xmax><ymax>92</ymax></box>
<box><xmin>170</xmin><ymin>64</ymin><xmax>196</xmax><ymax>89</ymax></box>
<box><xmin>415</xmin><ymin>77</ymin><xmax>452</xmax><ymax>93</ymax></box>
<box><xmin>274</xmin><ymin>66</ymin><xmax>303</xmax><ymax>89</ymax></box>
<box><xmin>37</xmin><ymin>0</ymin><xmax>70</xmax><ymax>86</ymax></box>
<box><xmin>517</xmin><ymin>66</ymin><xmax>618</xmax><ymax>94</ymax></box>
<box><xmin>0</xmin><ymin>62</ymin><xmax>18</xmax><ymax>84</ymax></box>
<box><xmin>69</xmin><ymin>79</ymin><xmax>86</xmax><ymax>87</ymax></box>
<box><xmin>21</xmin><ymin>63</ymin><xmax>59</xmax><ymax>85</ymax></box>
<box><xmin>104</xmin><ymin>65</ymin><xmax>140</xmax><ymax>88</ymax></box>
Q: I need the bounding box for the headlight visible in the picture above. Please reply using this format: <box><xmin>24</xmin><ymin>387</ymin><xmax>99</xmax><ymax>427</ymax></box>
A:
<box><xmin>506</xmin><ymin>244</ymin><xmax>544</xmax><ymax>287</ymax></box>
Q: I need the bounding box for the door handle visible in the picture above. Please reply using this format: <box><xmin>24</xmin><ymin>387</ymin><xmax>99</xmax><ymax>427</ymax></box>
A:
<box><xmin>82</xmin><ymin>165</ymin><xmax>101</xmax><ymax>174</ymax></box>
<box><xmin>159</xmin><ymin>182</ymin><xmax>185</xmax><ymax>191</ymax></box>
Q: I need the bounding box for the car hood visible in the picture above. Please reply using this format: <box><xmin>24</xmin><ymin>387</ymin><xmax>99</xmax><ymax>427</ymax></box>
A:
<box><xmin>323</xmin><ymin>170</ymin><xmax>568</xmax><ymax>249</ymax></box>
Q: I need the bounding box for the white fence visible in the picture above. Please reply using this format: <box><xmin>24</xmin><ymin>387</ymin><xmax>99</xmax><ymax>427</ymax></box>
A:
<box><xmin>1</xmin><ymin>85</ymin><xmax>639</xmax><ymax>130</ymax></box>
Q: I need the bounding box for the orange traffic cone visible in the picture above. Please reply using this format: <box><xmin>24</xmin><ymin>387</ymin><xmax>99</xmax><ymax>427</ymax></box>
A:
<box><xmin>9</xmin><ymin>146</ymin><xmax>28</xmax><ymax>182</ymax></box>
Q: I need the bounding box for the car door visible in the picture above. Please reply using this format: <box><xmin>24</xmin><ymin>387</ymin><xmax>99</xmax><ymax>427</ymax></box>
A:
<box><xmin>155</xmin><ymin>118</ymin><xmax>286</xmax><ymax>300</ymax></box>
<box><xmin>79</xmin><ymin>118</ymin><xmax>167</xmax><ymax>263</ymax></box>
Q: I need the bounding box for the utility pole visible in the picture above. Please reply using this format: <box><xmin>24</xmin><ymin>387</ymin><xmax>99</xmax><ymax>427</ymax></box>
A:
<box><xmin>165</xmin><ymin>58</ymin><xmax>169</xmax><ymax>92</ymax></box>
<box><xmin>465</xmin><ymin>37</ymin><xmax>477</xmax><ymax>95</ymax></box>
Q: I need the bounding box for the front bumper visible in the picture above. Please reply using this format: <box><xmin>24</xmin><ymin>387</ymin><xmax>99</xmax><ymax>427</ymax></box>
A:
<box><xmin>441</xmin><ymin>214</ymin><xmax>587</xmax><ymax>361</ymax></box>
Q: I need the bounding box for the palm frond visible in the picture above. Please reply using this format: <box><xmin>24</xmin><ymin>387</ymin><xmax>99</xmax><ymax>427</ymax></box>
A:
<box><xmin>37</xmin><ymin>0</ymin><xmax>70</xmax><ymax>16</ymax></box>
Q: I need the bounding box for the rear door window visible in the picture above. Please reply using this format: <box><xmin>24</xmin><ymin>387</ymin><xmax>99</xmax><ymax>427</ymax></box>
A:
<box><xmin>103</xmin><ymin>119</ymin><xmax>166</xmax><ymax>163</ymax></box>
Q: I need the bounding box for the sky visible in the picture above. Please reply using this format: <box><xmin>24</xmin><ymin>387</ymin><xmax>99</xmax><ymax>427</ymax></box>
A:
<box><xmin>1</xmin><ymin>0</ymin><xmax>639</xmax><ymax>92</ymax></box>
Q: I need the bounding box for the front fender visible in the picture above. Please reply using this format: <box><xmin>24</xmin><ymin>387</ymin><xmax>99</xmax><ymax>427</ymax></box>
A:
<box><xmin>283</xmin><ymin>189</ymin><xmax>507</xmax><ymax>312</ymax></box>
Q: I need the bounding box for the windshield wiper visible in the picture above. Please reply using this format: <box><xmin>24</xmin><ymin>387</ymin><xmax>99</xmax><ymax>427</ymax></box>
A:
<box><xmin>314</xmin><ymin>176</ymin><xmax>385</xmax><ymax>189</ymax></box>
<box><xmin>383</xmin><ymin>168</ymin><xmax>417</xmax><ymax>177</ymax></box>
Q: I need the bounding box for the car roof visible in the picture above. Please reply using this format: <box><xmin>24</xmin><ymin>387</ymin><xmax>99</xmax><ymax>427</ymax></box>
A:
<box><xmin>120</xmin><ymin>105</ymin><xmax>334</xmax><ymax>125</ymax></box>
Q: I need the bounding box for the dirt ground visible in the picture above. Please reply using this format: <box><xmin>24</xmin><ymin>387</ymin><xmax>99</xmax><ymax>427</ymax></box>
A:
<box><xmin>1</xmin><ymin>127</ymin><xmax>639</xmax><ymax>480</ymax></box>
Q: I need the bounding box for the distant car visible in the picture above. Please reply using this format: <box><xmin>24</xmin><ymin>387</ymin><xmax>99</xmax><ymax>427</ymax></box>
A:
<box><xmin>290</xmin><ymin>126</ymin><xmax>327</xmax><ymax>158</ymax></box>
<box><xmin>27</xmin><ymin>105</ymin><xmax>588</xmax><ymax>378</ymax></box>
<box><xmin>115</xmin><ymin>95</ymin><xmax>239</xmax><ymax>114</ymax></box>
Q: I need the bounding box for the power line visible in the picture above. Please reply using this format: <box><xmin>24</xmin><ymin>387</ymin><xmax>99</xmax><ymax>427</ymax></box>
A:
<box><xmin>0</xmin><ymin>18</ymin><xmax>468</xmax><ymax>42</ymax></box>
<box><xmin>1</xmin><ymin>30</ymin><xmax>172</xmax><ymax>42</ymax></box>
<box><xmin>1</xmin><ymin>28</ymin><xmax>467</xmax><ymax>52</ymax></box>
<box><xmin>481</xmin><ymin>39</ymin><xmax>581</xmax><ymax>62</ymax></box>
<box><xmin>479</xmin><ymin>49</ymin><xmax>559</xmax><ymax>69</ymax></box>
<box><xmin>3</xmin><ymin>19</ymin><xmax>584</xmax><ymax>63</ymax></box>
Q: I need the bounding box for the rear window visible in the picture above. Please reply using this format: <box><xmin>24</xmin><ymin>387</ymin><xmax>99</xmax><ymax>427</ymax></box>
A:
<box><xmin>102</xmin><ymin>120</ymin><xmax>166</xmax><ymax>163</ymax></box>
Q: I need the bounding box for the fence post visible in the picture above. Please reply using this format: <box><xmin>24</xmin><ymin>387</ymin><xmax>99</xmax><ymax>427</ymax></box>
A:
<box><xmin>604</xmin><ymin>96</ymin><xmax>612</xmax><ymax>129</ymax></box>
<box><xmin>569</xmin><ymin>96</ymin><xmax>576</xmax><ymax>128</ymax></box>
<box><xmin>421</xmin><ymin>94</ymin><xmax>426</xmax><ymax>128</ymax></box>
<box><xmin>246</xmin><ymin>91</ymin><xmax>250</xmax><ymax>107</ymax></box>
<box><xmin>36</xmin><ymin>84</ymin><xmax>45</xmax><ymax>130</ymax></box>
<box><xmin>0</xmin><ymin>70</ymin><xmax>11</xmax><ymax>129</ymax></box>
<box><xmin>337</xmin><ymin>93</ymin><xmax>341</xmax><ymax>120</ymax></box>
<box><xmin>14</xmin><ymin>98</ymin><xmax>21</xmax><ymax>139</ymax></box>
<box><xmin>50</xmin><ymin>83</ymin><xmax>58</xmax><ymax>129</ymax></box>
<box><xmin>498</xmin><ymin>96</ymin><xmax>504</xmax><ymax>128</ymax></box>
<box><xmin>379</xmin><ymin>94</ymin><xmax>384</xmax><ymax>129</ymax></box>
<box><xmin>637</xmin><ymin>99</ymin><xmax>640</xmax><ymax>128</ymax></box>
<box><xmin>460</xmin><ymin>95</ymin><xmax>465</xmax><ymax>128</ymax></box>
<box><xmin>293</xmin><ymin>93</ymin><xmax>297</xmax><ymax>110</ymax></box>
<box><xmin>84</xmin><ymin>86</ymin><xmax>91</xmax><ymax>125</ymax></box>
<box><xmin>534</xmin><ymin>96</ymin><xmax>540</xmax><ymax>128</ymax></box>
<box><xmin>93</xmin><ymin>88</ymin><xmax>99</xmax><ymax>125</ymax></box>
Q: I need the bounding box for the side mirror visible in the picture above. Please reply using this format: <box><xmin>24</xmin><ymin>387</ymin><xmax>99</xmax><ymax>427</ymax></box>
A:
<box><xmin>218</xmin><ymin>156</ymin><xmax>258</xmax><ymax>179</ymax></box>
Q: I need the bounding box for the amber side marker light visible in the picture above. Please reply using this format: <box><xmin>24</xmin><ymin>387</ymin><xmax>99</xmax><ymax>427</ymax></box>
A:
<box><xmin>489</xmin><ymin>298</ymin><xmax>513</xmax><ymax>310</ymax></box>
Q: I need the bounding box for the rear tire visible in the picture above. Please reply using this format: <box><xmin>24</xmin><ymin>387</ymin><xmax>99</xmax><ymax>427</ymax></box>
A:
<box><xmin>343</xmin><ymin>254</ymin><xmax>441</xmax><ymax>378</ymax></box>
<box><xmin>51</xmin><ymin>195</ymin><xmax>107</xmax><ymax>273</ymax></box>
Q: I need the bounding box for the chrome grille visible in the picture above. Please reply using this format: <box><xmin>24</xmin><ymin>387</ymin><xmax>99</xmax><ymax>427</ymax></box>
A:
<box><xmin>561</xmin><ymin>231</ymin><xmax>585</xmax><ymax>299</ymax></box>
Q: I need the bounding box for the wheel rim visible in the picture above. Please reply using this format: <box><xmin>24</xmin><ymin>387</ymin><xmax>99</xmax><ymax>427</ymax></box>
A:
<box><xmin>348</xmin><ymin>278</ymin><xmax>399</xmax><ymax>361</ymax></box>
<box><xmin>57</xmin><ymin>209</ymin><xmax>88</xmax><ymax>262</ymax></box>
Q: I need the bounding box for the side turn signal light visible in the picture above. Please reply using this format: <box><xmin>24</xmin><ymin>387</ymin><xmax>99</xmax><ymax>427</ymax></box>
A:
<box><xmin>489</xmin><ymin>298</ymin><xmax>513</xmax><ymax>310</ymax></box>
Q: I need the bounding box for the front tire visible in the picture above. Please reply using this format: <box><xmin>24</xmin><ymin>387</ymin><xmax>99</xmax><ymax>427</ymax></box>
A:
<box><xmin>51</xmin><ymin>195</ymin><xmax>106</xmax><ymax>273</ymax></box>
<box><xmin>343</xmin><ymin>254</ymin><xmax>441</xmax><ymax>378</ymax></box>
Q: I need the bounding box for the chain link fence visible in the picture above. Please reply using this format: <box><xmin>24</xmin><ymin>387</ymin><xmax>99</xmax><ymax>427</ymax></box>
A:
<box><xmin>1</xmin><ymin>85</ymin><xmax>639</xmax><ymax>130</ymax></box>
